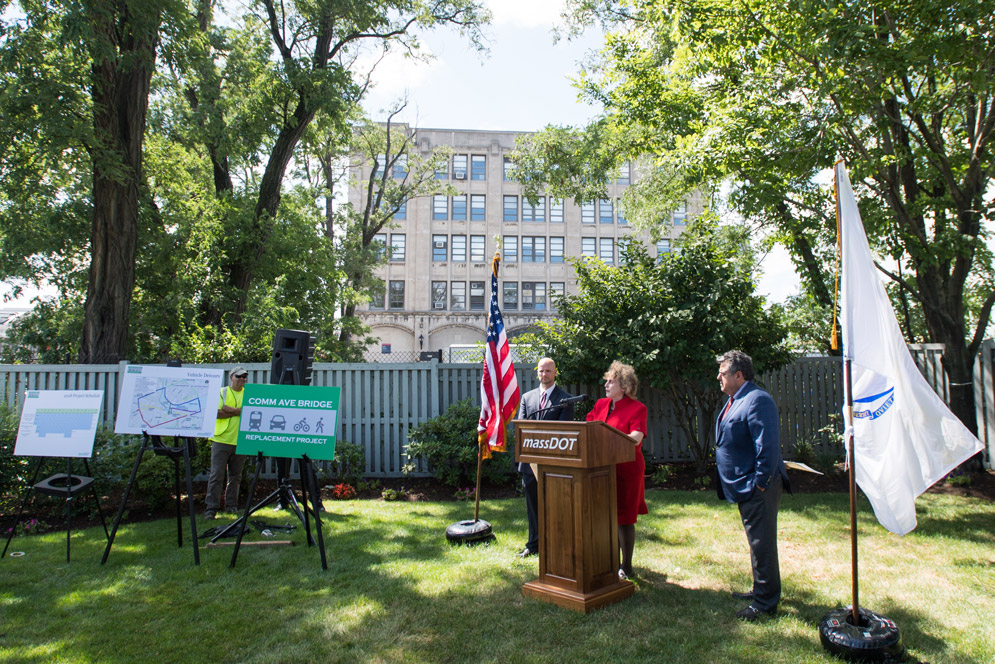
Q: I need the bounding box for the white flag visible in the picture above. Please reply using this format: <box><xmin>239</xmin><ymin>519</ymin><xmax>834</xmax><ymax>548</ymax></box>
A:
<box><xmin>838</xmin><ymin>162</ymin><xmax>983</xmax><ymax>535</ymax></box>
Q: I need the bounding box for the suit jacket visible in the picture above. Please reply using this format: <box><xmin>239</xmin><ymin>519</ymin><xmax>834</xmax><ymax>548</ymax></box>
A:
<box><xmin>714</xmin><ymin>381</ymin><xmax>788</xmax><ymax>503</ymax></box>
<box><xmin>516</xmin><ymin>384</ymin><xmax>575</xmax><ymax>472</ymax></box>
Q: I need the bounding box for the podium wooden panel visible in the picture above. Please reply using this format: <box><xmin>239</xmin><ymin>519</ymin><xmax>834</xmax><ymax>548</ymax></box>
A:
<box><xmin>514</xmin><ymin>419</ymin><xmax>636</xmax><ymax>613</ymax></box>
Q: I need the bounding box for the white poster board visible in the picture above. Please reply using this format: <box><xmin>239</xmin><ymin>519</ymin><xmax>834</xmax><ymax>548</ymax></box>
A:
<box><xmin>114</xmin><ymin>365</ymin><xmax>224</xmax><ymax>437</ymax></box>
<box><xmin>14</xmin><ymin>390</ymin><xmax>104</xmax><ymax>458</ymax></box>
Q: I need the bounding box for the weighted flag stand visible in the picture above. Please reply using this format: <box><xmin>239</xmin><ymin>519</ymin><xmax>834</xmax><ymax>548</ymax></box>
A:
<box><xmin>818</xmin><ymin>162</ymin><xmax>904</xmax><ymax>662</ymax></box>
<box><xmin>446</xmin><ymin>252</ymin><xmax>518</xmax><ymax>545</ymax></box>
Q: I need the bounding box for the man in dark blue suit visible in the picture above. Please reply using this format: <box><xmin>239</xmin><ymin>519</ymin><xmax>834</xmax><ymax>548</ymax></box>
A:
<box><xmin>516</xmin><ymin>357</ymin><xmax>574</xmax><ymax>557</ymax></box>
<box><xmin>715</xmin><ymin>350</ymin><xmax>789</xmax><ymax>621</ymax></box>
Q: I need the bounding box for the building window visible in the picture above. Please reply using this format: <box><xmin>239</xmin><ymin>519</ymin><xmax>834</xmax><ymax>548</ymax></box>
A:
<box><xmin>451</xmin><ymin>235</ymin><xmax>467</xmax><ymax>262</ymax></box>
<box><xmin>550</xmin><ymin>198</ymin><xmax>564</xmax><ymax>223</ymax></box>
<box><xmin>599</xmin><ymin>237</ymin><xmax>614</xmax><ymax>264</ymax></box>
<box><xmin>616</xmin><ymin>198</ymin><xmax>626</xmax><ymax>225</ymax></box>
<box><xmin>372</xmin><ymin>154</ymin><xmax>386</xmax><ymax>179</ymax></box>
<box><xmin>549</xmin><ymin>282</ymin><xmax>565</xmax><ymax>311</ymax></box>
<box><xmin>522</xmin><ymin>282</ymin><xmax>546</xmax><ymax>311</ymax></box>
<box><xmin>522</xmin><ymin>236</ymin><xmax>545</xmax><ymax>262</ymax></box>
<box><xmin>390</xmin><ymin>234</ymin><xmax>405</xmax><ymax>262</ymax></box>
<box><xmin>503</xmin><ymin>156</ymin><xmax>516</xmax><ymax>181</ymax></box>
<box><xmin>433</xmin><ymin>234</ymin><xmax>448</xmax><ymax>261</ymax></box>
<box><xmin>369</xmin><ymin>288</ymin><xmax>385</xmax><ymax>310</ymax></box>
<box><xmin>452</xmin><ymin>195</ymin><xmax>467</xmax><ymax>221</ymax></box>
<box><xmin>450</xmin><ymin>281</ymin><xmax>466</xmax><ymax>310</ymax></box>
<box><xmin>522</xmin><ymin>196</ymin><xmax>545</xmax><ymax>222</ymax></box>
<box><xmin>503</xmin><ymin>282</ymin><xmax>518</xmax><ymax>310</ymax></box>
<box><xmin>656</xmin><ymin>239</ymin><xmax>672</xmax><ymax>262</ymax></box>
<box><xmin>471</xmin><ymin>155</ymin><xmax>486</xmax><ymax>180</ymax></box>
<box><xmin>470</xmin><ymin>194</ymin><xmax>486</xmax><ymax>221</ymax></box>
<box><xmin>550</xmin><ymin>236</ymin><xmax>564</xmax><ymax>263</ymax></box>
<box><xmin>372</xmin><ymin>233</ymin><xmax>387</xmax><ymax>260</ymax></box>
<box><xmin>503</xmin><ymin>195</ymin><xmax>518</xmax><ymax>222</ymax></box>
<box><xmin>617</xmin><ymin>236</ymin><xmax>631</xmax><ymax>265</ymax></box>
<box><xmin>503</xmin><ymin>236</ymin><xmax>518</xmax><ymax>263</ymax></box>
<box><xmin>431</xmin><ymin>281</ymin><xmax>447</xmax><ymax>310</ymax></box>
<box><xmin>470</xmin><ymin>235</ymin><xmax>485</xmax><ymax>262</ymax></box>
<box><xmin>581</xmin><ymin>202</ymin><xmax>595</xmax><ymax>224</ymax></box>
<box><xmin>433</xmin><ymin>195</ymin><xmax>447</xmax><ymax>220</ymax></box>
<box><xmin>394</xmin><ymin>199</ymin><xmax>406</xmax><ymax>220</ymax></box>
<box><xmin>388</xmin><ymin>280</ymin><xmax>405</xmax><ymax>310</ymax></box>
<box><xmin>599</xmin><ymin>198</ymin><xmax>613</xmax><ymax>224</ymax></box>
<box><xmin>392</xmin><ymin>154</ymin><xmax>407</xmax><ymax>179</ymax></box>
<box><xmin>434</xmin><ymin>159</ymin><xmax>448</xmax><ymax>180</ymax></box>
<box><xmin>616</xmin><ymin>161</ymin><xmax>631</xmax><ymax>185</ymax></box>
<box><xmin>581</xmin><ymin>237</ymin><xmax>596</xmax><ymax>257</ymax></box>
<box><xmin>470</xmin><ymin>281</ymin><xmax>485</xmax><ymax>310</ymax></box>
<box><xmin>453</xmin><ymin>154</ymin><xmax>468</xmax><ymax>180</ymax></box>
<box><xmin>673</xmin><ymin>200</ymin><xmax>688</xmax><ymax>225</ymax></box>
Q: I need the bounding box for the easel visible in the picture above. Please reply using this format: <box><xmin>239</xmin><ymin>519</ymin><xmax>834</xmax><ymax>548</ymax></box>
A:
<box><xmin>101</xmin><ymin>432</ymin><xmax>200</xmax><ymax>565</ymax></box>
<box><xmin>2</xmin><ymin>456</ymin><xmax>109</xmax><ymax>563</ymax></box>
<box><xmin>216</xmin><ymin>452</ymin><xmax>327</xmax><ymax>569</ymax></box>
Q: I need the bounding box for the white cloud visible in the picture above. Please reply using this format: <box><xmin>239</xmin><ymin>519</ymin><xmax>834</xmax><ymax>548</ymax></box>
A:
<box><xmin>485</xmin><ymin>0</ymin><xmax>567</xmax><ymax>30</ymax></box>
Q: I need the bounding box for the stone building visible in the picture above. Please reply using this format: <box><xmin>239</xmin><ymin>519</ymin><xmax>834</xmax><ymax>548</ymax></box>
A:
<box><xmin>350</xmin><ymin>127</ymin><xmax>698</xmax><ymax>360</ymax></box>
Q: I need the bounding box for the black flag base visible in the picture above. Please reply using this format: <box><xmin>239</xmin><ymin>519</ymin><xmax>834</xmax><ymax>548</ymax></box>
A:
<box><xmin>445</xmin><ymin>519</ymin><xmax>495</xmax><ymax>546</ymax></box>
<box><xmin>819</xmin><ymin>606</ymin><xmax>905</xmax><ymax>662</ymax></box>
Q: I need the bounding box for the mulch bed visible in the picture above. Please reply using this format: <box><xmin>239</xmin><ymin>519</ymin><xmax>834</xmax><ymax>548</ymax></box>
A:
<box><xmin>3</xmin><ymin>465</ymin><xmax>993</xmax><ymax>536</ymax></box>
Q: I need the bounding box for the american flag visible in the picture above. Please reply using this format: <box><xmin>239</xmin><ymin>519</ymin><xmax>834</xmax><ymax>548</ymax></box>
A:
<box><xmin>477</xmin><ymin>257</ymin><xmax>520</xmax><ymax>459</ymax></box>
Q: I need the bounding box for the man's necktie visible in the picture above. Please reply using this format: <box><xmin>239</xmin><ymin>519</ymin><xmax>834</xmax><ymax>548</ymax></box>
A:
<box><xmin>540</xmin><ymin>391</ymin><xmax>547</xmax><ymax>410</ymax></box>
<box><xmin>720</xmin><ymin>397</ymin><xmax>734</xmax><ymax>421</ymax></box>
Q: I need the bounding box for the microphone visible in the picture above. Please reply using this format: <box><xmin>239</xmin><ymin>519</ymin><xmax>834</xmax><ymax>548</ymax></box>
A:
<box><xmin>558</xmin><ymin>394</ymin><xmax>587</xmax><ymax>405</ymax></box>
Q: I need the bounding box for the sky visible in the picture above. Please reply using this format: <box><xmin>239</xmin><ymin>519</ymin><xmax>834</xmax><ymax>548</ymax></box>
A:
<box><xmin>358</xmin><ymin>0</ymin><xmax>802</xmax><ymax>302</ymax></box>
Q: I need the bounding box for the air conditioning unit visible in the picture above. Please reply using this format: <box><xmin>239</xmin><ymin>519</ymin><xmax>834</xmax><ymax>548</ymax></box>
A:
<box><xmin>434</xmin><ymin>302</ymin><xmax>445</xmax><ymax>310</ymax></box>
<box><xmin>434</xmin><ymin>241</ymin><xmax>445</xmax><ymax>248</ymax></box>
<box><xmin>454</xmin><ymin>171</ymin><xmax>466</xmax><ymax>180</ymax></box>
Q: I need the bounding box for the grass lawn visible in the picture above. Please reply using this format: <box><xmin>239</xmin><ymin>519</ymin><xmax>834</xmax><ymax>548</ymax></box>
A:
<box><xmin>1</xmin><ymin>490</ymin><xmax>993</xmax><ymax>664</ymax></box>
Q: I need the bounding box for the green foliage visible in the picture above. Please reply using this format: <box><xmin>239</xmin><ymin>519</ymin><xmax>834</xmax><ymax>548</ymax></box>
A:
<box><xmin>650</xmin><ymin>464</ymin><xmax>674</xmax><ymax>487</ymax></box>
<box><xmin>380</xmin><ymin>486</ymin><xmax>408</xmax><ymax>501</ymax></box>
<box><xmin>90</xmin><ymin>431</ymin><xmax>180</xmax><ymax>513</ymax></box>
<box><xmin>535</xmin><ymin>0</ymin><xmax>995</xmax><ymax>428</ymax></box>
<box><xmin>532</xmin><ymin>219</ymin><xmax>790</xmax><ymax>470</ymax></box>
<box><xmin>329</xmin><ymin>440</ymin><xmax>366</xmax><ymax>486</ymax></box>
<box><xmin>404</xmin><ymin>398</ymin><xmax>514</xmax><ymax>488</ymax></box>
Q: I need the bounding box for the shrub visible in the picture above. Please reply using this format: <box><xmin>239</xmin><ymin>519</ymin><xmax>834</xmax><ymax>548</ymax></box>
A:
<box><xmin>650</xmin><ymin>464</ymin><xmax>674</xmax><ymax>486</ymax></box>
<box><xmin>331</xmin><ymin>483</ymin><xmax>356</xmax><ymax>499</ymax></box>
<box><xmin>453</xmin><ymin>487</ymin><xmax>475</xmax><ymax>501</ymax></box>
<box><xmin>403</xmin><ymin>398</ymin><xmax>514</xmax><ymax>488</ymax></box>
<box><xmin>90</xmin><ymin>430</ymin><xmax>180</xmax><ymax>513</ymax></box>
<box><xmin>381</xmin><ymin>486</ymin><xmax>408</xmax><ymax>501</ymax></box>
<box><xmin>329</xmin><ymin>440</ymin><xmax>365</xmax><ymax>485</ymax></box>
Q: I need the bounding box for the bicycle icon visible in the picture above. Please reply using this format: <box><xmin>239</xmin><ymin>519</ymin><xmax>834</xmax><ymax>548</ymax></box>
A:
<box><xmin>293</xmin><ymin>418</ymin><xmax>310</xmax><ymax>432</ymax></box>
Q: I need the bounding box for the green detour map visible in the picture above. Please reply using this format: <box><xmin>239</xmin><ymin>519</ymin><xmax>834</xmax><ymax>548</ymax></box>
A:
<box><xmin>114</xmin><ymin>365</ymin><xmax>224</xmax><ymax>437</ymax></box>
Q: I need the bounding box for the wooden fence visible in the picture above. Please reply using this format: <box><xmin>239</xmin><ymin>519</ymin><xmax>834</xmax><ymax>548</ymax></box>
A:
<box><xmin>2</xmin><ymin>342</ymin><xmax>992</xmax><ymax>477</ymax></box>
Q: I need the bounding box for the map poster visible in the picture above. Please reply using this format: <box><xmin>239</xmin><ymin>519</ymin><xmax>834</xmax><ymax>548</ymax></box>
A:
<box><xmin>236</xmin><ymin>384</ymin><xmax>340</xmax><ymax>461</ymax></box>
<box><xmin>114</xmin><ymin>365</ymin><xmax>224</xmax><ymax>437</ymax></box>
<box><xmin>14</xmin><ymin>390</ymin><xmax>104</xmax><ymax>458</ymax></box>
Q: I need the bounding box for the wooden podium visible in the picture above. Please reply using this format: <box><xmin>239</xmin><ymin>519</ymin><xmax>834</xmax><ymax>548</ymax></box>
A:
<box><xmin>514</xmin><ymin>419</ymin><xmax>637</xmax><ymax>613</ymax></box>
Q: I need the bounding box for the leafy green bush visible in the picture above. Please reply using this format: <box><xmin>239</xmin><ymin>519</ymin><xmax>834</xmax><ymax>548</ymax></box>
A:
<box><xmin>404</xmin><ymin>398</ymin><xmax>514</xmax><ymax>488</ymax></box>
<box><xmin>0</xmin><ymin>403</ymin><xmax>33</xmax><ymax>511</ymax></box>
<box><xmin>329</xmin><ymin>440</ymin><xmax>365</xmax><ymax>485</ymax></box>
<box><xmin>91</xmin><ymin>430</ymin><xmax>184</xmax><ymax>513</ymax></box>
<box><xmin>650</xmin><ymin>464</ymin><xmax>674</xmax><ymax>486</ymax></box>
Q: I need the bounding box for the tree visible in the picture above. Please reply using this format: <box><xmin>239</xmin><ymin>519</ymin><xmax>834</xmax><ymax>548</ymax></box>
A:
<box><xmin>519</xmin><ymin>0</ymin><xmax>995</xmax><ymax>434</ymax></box>
<box><xmin>530</xmin><ymin>220</ymin><xmax>790</xmax><ymax>471</ymax></box>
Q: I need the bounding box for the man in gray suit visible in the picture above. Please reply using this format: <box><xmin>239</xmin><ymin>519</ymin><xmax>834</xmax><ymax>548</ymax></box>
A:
<box><xmin>516</xmin><ymin>357</ymin><xmax>574</xmax><ymax>557</ymax></box>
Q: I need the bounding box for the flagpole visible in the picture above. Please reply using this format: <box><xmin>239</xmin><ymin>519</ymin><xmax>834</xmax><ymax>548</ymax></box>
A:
<box><xmin>836</xmin><ymin>165</ymin><xmax>861</xmax><ymax>627</ymax></box>
<box><xmin>473</xmin><ymin>253</ymin><xmax>501</xmax><ymax>523</ymax></box>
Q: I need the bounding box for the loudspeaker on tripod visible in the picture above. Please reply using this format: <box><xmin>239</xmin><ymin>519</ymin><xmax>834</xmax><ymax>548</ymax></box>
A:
<box><xmin>270</xmin><ymin>329</ymin><xmax>315</xmax><ymax>386</ymax></box>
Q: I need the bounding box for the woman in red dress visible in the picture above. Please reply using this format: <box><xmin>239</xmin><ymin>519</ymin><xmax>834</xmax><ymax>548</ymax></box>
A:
<box><xmin>586</xmin><ymin>361</ymin><xmax>648</xmax><ymax>580</ymax></box>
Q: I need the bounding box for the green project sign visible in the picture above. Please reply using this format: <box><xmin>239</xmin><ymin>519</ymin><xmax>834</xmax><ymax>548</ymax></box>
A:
<box><xmin>235</xmin><ymin>384</ymin><xmax>340</xmax><ymax>461</ymax></box>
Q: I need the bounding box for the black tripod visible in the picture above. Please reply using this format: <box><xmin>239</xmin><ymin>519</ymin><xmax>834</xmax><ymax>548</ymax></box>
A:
<box><xmin>216</xmin><ymin>451</ymin><xmax>327</xmax><ymax>569</ymax></box>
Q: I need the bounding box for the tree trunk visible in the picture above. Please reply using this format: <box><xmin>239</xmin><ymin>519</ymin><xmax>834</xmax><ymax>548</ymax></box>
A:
<box><xmin>79</xmin><ymin>2</ymin><xmax>160</xmax><ymax>363</ymax></box>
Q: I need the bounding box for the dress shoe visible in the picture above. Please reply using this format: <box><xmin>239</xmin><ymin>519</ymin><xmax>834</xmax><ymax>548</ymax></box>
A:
<box><xmin>517</xmin><ymin>547</ymin><xmax>537</xmax><ymax>558</ymax></box>
<box><xmin>731</xmin><ymin>590</ymin><xmax>754</xmax><ymax>600</ymax></box>
<box><xmin>736</xmin><ymin>605</ymin><xmax>776</xmax><ymax>622</ymax></box>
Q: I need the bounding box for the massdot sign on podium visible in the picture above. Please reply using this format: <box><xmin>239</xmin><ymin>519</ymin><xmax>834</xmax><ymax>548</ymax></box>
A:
<box><xmin>235</xmin><ymin>384</ymin><xmax>340</xmax><ymax>461</ymax></box>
